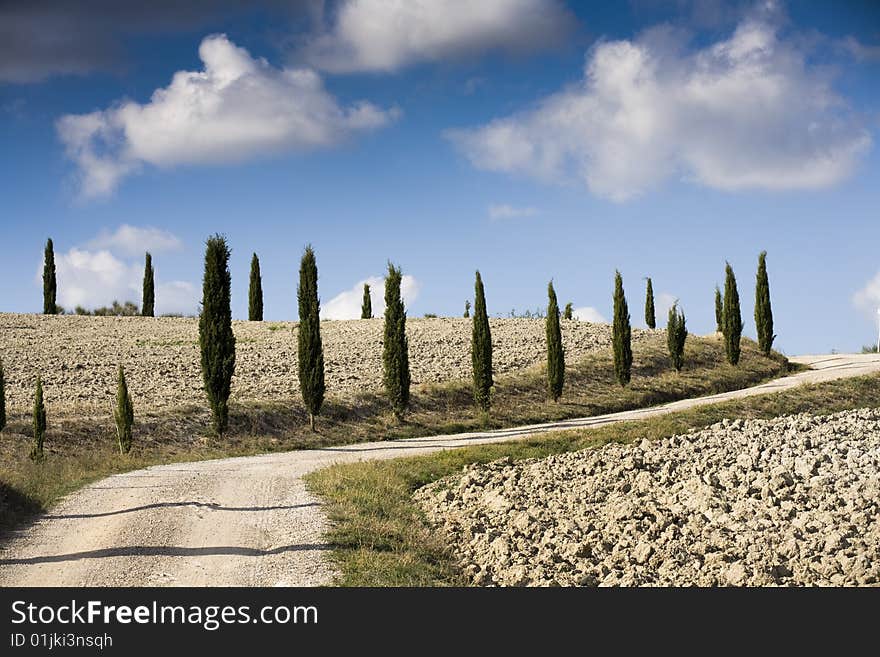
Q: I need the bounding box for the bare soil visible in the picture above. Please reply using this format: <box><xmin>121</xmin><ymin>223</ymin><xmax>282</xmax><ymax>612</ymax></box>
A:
<box><xmin>0</xmin><ymin>314</ymin><xmax>653</xmax><ymax>418</ymax></box>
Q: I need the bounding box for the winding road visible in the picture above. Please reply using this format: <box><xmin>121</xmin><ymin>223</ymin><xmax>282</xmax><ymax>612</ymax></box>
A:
<box><xmin>1</xmin><ymin>353</ymin><xmax>878</xmax><ymax>587</ymax></box>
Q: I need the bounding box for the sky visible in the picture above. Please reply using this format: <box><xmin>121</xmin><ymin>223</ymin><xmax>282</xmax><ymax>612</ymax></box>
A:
<box><xmin>1</xmin><ymin>0</ymin><xmax>879</xmax><ymax>355</ymax></box>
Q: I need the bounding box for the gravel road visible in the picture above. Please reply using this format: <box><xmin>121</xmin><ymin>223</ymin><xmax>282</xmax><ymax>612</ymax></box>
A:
<box><xmin>1</xmin><ymin>353</ymin><xmax>877</xmax><ymax>587</ymax></box>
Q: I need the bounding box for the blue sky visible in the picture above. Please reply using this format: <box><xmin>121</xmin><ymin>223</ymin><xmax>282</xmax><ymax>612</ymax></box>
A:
<box><xmin>1</xmin><ymin>0</ymin><xmax>879</xmax><ymax>355</ymax></box>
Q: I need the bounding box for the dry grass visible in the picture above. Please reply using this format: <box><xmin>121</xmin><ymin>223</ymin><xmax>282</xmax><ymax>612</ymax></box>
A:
<box><xmin>0</xmin><ymin>334</ymin><xmax>788</xmax><ymax>536</ymax></box>
<box><xmin>305</xmin><ymin>372</ymin><xmax>880</xmax><ymax>586</ymax></box>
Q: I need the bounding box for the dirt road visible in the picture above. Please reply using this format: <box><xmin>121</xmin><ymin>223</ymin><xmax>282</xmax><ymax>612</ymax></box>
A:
<box><xmin>1</xmin><ymin>353</ymin><xmax>877</xmax><ymax>587</ymax></box>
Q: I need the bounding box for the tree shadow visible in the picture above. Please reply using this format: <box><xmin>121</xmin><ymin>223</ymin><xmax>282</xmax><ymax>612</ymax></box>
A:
<box><xmin>0</xmin><ymin>543</ymin><xmax>332</xmax><ymax>566</ymax></box>
<box><xmin>43</xmin><ymin>500</ymin><xmax>320</xmax><ymax>520</ymax></box>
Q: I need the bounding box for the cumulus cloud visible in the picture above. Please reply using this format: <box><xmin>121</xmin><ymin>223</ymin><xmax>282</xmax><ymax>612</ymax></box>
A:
<box><xmin>36</xmin><ymin>226</ymin><xmax>197</xmax><ymax>314</ymax></box>
<box><xmin>573</xmin><ymin>306</ymin><xmax>608</xmax><ymax>323</ymax></box>
<box><xmin>301</xmin><ymin>0</ymin><xmax>573</xmax><ymax>73</ymax></box>
<box><xmin>488</xmin><ymin>204</ymin><xmax>540</xmax><ymax>220</ymax></box>
<box><xmin>43</xmin><ymin>248</ymin><xmax>198</xmax><ymax>315</ymax></box>
<box><xmin>656</xmin><ymin>292</ymin><xmax>679</xmax><ymax>322</ymax></box>
<box><xmin>449</xmin><ymin>10</ymin><xmax>872</xmax><ymax>200</ymax></box>
<box><xmin>839</xmin><ymin>36</ymin><xmax>880</xmax><ymax>63</ymax></box>
<box><xmin>57</xmin><ymin>34</ymin><xmax>397</xmax><ymax>198</ymax></box>
<box><xmin>853</xmin><ymin>271</ymin><xmax>880</xmax><ymax>320</ymax></box>
<box><xmin>323</xmin><ymin>275</ymin><xmax>421</xmax><ymax>320</ymax></box>
<box><xmin>87</xmin><ymin>224</ymin><xmax>183</xmax><ymax>256</ymax></box>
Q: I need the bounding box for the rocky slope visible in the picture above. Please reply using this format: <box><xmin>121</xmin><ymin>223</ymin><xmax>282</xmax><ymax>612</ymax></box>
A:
<box><xmin>415</xmin><ymin>409</ymin><xmax>880</xmax><ymax>586</ymax></box>
<box><xmin>0</xmin><ymin>314</ymin><xmax>653</xmax><ymax>416</ymax></box>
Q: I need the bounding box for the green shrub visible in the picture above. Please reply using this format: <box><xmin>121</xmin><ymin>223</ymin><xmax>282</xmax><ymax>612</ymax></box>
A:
<box><xmin>644</xmin><ymin>277</ymin><xmax>656</xmax><ymax>329</ymax></box>
<box><xmin>31</xmin><ymin>377</ymin><xmax>46</xmax><ymax>461</ymax></box>
<box><xmin>298</xmin><ymin>246</ymin><xmax>325</xmax><ymax>432</ymax></box>
<box><xmin>613</xmin><ymin>270</ymin><xmax>632</xmax><ymax>386</ymax></box>
<box><xmin>723</xmin><ymin>262</ymin><xmax>743</xmax><ymax>365</ymax></box>
<box><xmin>383</xmin><ymin>262</ymin><xmax>411</xmax><ymax>420</ymax></box>
<box><xmin>546</xmin><ymin>281</ymin><xmax>564</xmax><ymax>401</ymax></box>
<box><xmin>43</xmin><ymin>238</ymin><xmax>57</xmax><ymax>315</ymax></box>
<box><xmin>199</xmin><ymin>235</ymin><xmax>236</xmax><ymax>435</ymax></box>
<box><xmin>754</xmin><ymin>251</ymin><xmax>775</xmax><ymax>356</ymax></box>
<box><xmin>114</xmin><ymin>365</ymin><xmax>134</xmax><ymax>454</ymax></box>
<box><xmin>361</xmin><ymin>283</ymin><xmax>372</xmax><ymax>319</ymax></box>
<box><xmin>667</xmin><ymin>303</ymin><xmax>688</xmax><ymax>372</ymax></box>
<box><xmin>472</xmin><ymin>271</ymin><xmax>493</xmax><ymax>412</ymax></box>
<box><xmin>249</xmin><ymin>253</ymin><xmax>264</xmax><ymax>321</ymax></box>
<box><xmin>142</xmin><ymin>252</ymin><xmax>155</xmax><ymax>317</ymax></box>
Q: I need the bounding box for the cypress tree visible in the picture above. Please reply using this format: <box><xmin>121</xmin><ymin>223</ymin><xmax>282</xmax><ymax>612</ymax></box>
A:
<box><xmin>722</xmin><ymin>262</ymin><xmax>743</xmax><ymax>365</ymax></box>
<box><xmin>142</xmin><ymin>252</ymin><xmax>155</xmax><ymax>317</ymax></box>
<box><xmin>361</xmin><ymin>283</ymin><xmax>372</xmax><ymax>319</ymax></box>
<box><xmin>463</xmin><ymin>300</ymin><xmax>470</xmax><ymax>318</ymax></box>
<box><xmin>43</xmin><ymin>238</ymin><xmax>57</xmax><ymax>315</ymax></box>
<box><xmin>714</xmin><ymin>286</ymin><xmax>723</xmax><ymax>332</ymax></box>
<box><xmin>114</xmin><ymin>365</ymin><xmax>134</xmax><ymax>454</ymax></box>
<box><xmin>471</xmin><ymin>271</ymin><xmax>493</xmax><ymax>412</ymax></box>
<box><xmin>754</xmin><ymin>251</ymin><xmax>775</xmax><ymax>356</ymax></box>
<box><xmin>667</xmin><ymin>303</ymin><xmax>688</xmax><ymax>372</ymax></box>
<box><xmin>31</xmin><ymin>376</ymin><xmax>46</xmax><ymax>461</ymax></box>
<box><xmin>0</xmin><ymin>356</ymin><xmax>6</xmax><ymax>432</ymax></box>
<box><xmin>298</xmin><ymin>246</ymin><xmax>325</xmax><ymax>431</ymax></box>
<box><xmin>383</xmin><ymin>262</ymin><xmax>411</xmax><ymax>420</ymax></box>
<box><xmin>613</xmin><ymin>271</ymin><xmax>633</xmax><ymax>386</ymax></box>
<box><xmin>248</xmin><ymin>253</ymin><xmax>263</xmax><ymax>321</ymax></box>
<box><xmin>563</xmin><ymin>302</ymin><xmax>573</xmax><ymax>320</ymax></box>
<box><xmin>199</xmin><ymin>235</ymin><xmax>236</xmax><ymax>435</ymax></box>
<box><xmin>645</xmin><ymin>277</ymin><xmax>656</xmax><ymax>329</ymax></box>
<box><xmin>546</xmin><ymin>281</ymin><xmax>564</xmax><ymax>401</ymax></box>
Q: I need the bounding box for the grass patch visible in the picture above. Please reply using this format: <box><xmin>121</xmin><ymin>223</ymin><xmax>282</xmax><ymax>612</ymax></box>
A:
<box><xmin>305</xmin><ymin>372</ymin><xmax>880</xmax><ymax>586</ymax></box>
<box><xmin>0</xmin><ymin>334</ymin><xmax>787</xmax><ymax>537</ymax></box>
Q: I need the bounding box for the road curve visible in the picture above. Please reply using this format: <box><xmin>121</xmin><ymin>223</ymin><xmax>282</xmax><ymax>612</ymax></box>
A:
<box><xmin>1</xmin><ymin>353</ymin><xmax>878</xmax><ymax>587</ymax></box>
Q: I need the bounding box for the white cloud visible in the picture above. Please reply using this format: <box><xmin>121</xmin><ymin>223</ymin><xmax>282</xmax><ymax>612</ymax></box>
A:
<box><xmin>155</xmin><ymin>280</ymin><xmax>199</xmax><ymax>316</ymax></box>
<box><xmin>853</xmin><ymin>271</ymin><xmax>880</xmax><ymax>320</ymax></box>
<box><xmin>839</xmin><ymin>36</ymin><xmax>880</xmax><ymax>62</ymax></box>
<box><xmin>57</xmin><ymin>34</ymin><xmax>397</xmax><ymax>198</ymax></box>
<box><xmin>323</xmin><ymin>275</ymin><xmax>421</xmax><ymax>320</ymax></box>
<box><xmin>656</xmin><ymin>292</ymin><xmax>679</xmax><ymax>322</ymax></box>
<box><xmin>573</xmin><ymin>306</ymin><xmax>607</xmax><ymax>323</ymax></box>
<box><xmin>449</xmin><ymin>11</ymin><xmax>871</xmax><ymax>201</ymax></box>
<box><xmin>488</xmin><ymin>204</ymin><xmax>540</xmax><ymax>220</ymax></box>
<box><xmin>301</xmin><ymin>0</ymin><xmax>573</xmax><ymax>73</ymax></box>
<box><xmin>87</xmin><ymin>224</ymin><xmax>183</xmax><ymax>256</ymax></box>
<box><xmin>36</xmin><ymin>229</ymin><xmax>197</xmax><ymax>315</ymax></box>
<box><xmin>51</xmin><ymin>248</ymin><xmax>141</xmax><ymax>310</ymax></box>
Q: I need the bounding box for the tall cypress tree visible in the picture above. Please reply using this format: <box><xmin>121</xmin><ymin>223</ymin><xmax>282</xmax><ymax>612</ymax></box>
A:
<box><xmin>361</xmin><ymin>283</ymin><xmax>372</xmax><ymax>319</ymax></box>
<box><xmin>754</xmin><ymin>251</ymin><xmax>774</xmax><ymax>356</ymax></box>
<box><xmin>644</xmin><ymin>277</ymin><xmax>656</xmax><ymax>329</ymax></box>
<box><xmin>546</xmin><ymin>281</ymin><xmax>564</xmax><ymax>401</ymax></box>
<box><xmin>43</xmin><ymin>238</ymin><xmax>57</xmax><ymax>315</ymax></box>
<box><xmin>667</xmin><ymin>303</ymin><xmax>688</xmax><ymax>372</ymax></box>
<box><xmin>142</xmin><ymin>252</ymin><xmax>155</xmax><ymax>317</ymax></box>
<box><xmin>31</xmin><ymin>376</ymin><xmax>46</xmax><ymax>461</ymax></box>
<box><xmin>248</xmin><ymin>253</ymin><xmax>263</xmax><ymax>321</ymax></box>
<box><xmin>383</xmin><ymin>262</ymin><xmax>410</xmax><ymax>420</ymax></box>
<box><xmin>714</xmin><ymin>286</ymin><xmax>723</xmax><ymax>332</ymax></box>
<box><xmin>298</xmin><ymin>246</ymin><xmax>325</xmax><ymax>431</ymax></box>
<box><xmin>471</xmin><ymin>271</ymin><xmax>493</xmax><ymax>412</ymax></box>
<box><xmin>0</xmin><ymin>356</ymin><xmax>6</xmax><ymax>432</ymax></box>
<box><xmin>114</xmin><ymin>365</ymin><xmax>134</xmax><ymax>454</ymax></box>
<box><xmin>613</xmin><ymin>271</ymin><xmax>633</xmax><ymax>386</ymax></box>
<box><xmin>722</xmin><ymin>262</ymin><xmax>743</xmax><ymax>365</ymax></box>
<box><xmin>199</xmin><ymin>235</ymin><xmax>236</xmax><ymax>435</ymax></box>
